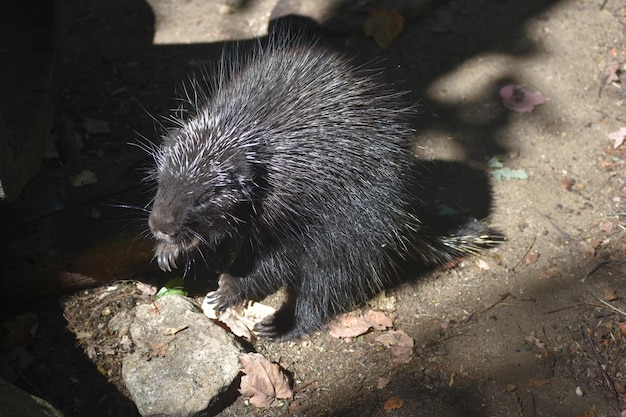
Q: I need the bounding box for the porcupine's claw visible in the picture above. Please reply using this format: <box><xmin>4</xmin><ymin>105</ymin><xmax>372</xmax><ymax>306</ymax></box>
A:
<box><xmin>204</xmin><ymin>273</ymin><xmax>246</xmax><ymax>312</ymax></box>
<box><xmin>154</xmin><ymin>243</ymin><xmax>180</xmax><ymax>272</ymax></box>
<box><xmin>203</xmin><ymin>291</ymin><xmax>230</xmax><ymax>312</ymax></box>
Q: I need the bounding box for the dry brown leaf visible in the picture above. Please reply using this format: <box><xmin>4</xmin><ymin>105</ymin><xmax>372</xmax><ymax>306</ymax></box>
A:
<box><xmin>541</xmin><ymin>266</ymin><xmax>561</xmax><ymax>279</ymax></box>
<box><xmin>136</xmin><ymin>282</ymin><xmax>158</xmax><ymax>295</ymax></box>
<box><xmin>603</xmin><ymin>288</ymin><xmax>618</xmax><ymax>302</ymax></box>
<box><xmin>524</xmin><ymin>335</ymin><xmax>547</xmax><ymax>357</ymax></box>
<box><xmin>390</xmin><ymin>346</ymin><xmax>413</xmax><ymax>365</ymax></box>
<box><xmin>203</xmin><ymin>295</ymin><xmax>276</xmax><ymax>340</ymax></box>
<box><xmin>2</xmin><ymin>312</ymin><xmax>39</xmax><ymax>349</ymax></box>
<box><xmin>328</xmin><ymin>311</ymin><xmax>373</xmax><ymax>338</ymax></box>
<box><xmin>69</xmin><ymin>169</ymin><xmax>98</xmax><ymax>187</ymax></box>
<box><xmin>239</xmin><ymin>353</ymin><xmax>293</xmax><ymax>407</ymax></box>
<box><xmin>383</xmin><ymin>396</ymin><xmax>403</xmax><ymax>410</ymax></box>
<box><xmin>579</xmin><ymin>408</ymin><xmax>596</xmax><ymax>417</ymax></box>
<box><xmin>375</xmin><ymin>330</ymin><xmax>414</xmax><ymax>348</ymax></box>
<box><xmin>363</xmin><ymin>310</ymin><xmax>394</xmax><ymax>330</ymax></box>
<box><xmin>328</xmin><ymin>310</ymin><xmax>393</xmax><ymax>338</ymax></box>
<box><xmin>529</xmin><ymin>378</ymin><xmax>551</xmax><ymax>387</ymax></box>
<box><xmin>363</xmin><ymin>9</ymin><xmax>404</xmax><ymax>49</ymax></box>
<box><xmin>578</xmin><ymin>240</ymin><xmax>596</xmax><ymax>258</ymax></box>
<box><xmin>600</xmin><ymin>222</ymin><xmax>614</xmax><ymax>234</ymax></box>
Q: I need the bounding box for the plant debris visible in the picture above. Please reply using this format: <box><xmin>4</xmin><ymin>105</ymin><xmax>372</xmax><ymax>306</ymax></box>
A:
<box><xmin>239</xmin><ymin>353</ymin><xmax>293</xmax><ymax>407</ymax></box>
<box><xmin>499</xmin><ymin>84</ymin><xmax>549</xmax><ymax>113</ymax></box>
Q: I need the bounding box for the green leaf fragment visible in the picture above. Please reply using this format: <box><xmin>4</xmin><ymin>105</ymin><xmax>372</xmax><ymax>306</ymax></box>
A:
<box><xmin>488</xmin><ymin>156</ymin><xmax>528</xmax><ymax>181</ymax></box>
<box><xmin>490</xmin><ymin>168</ymin><xmax>529</xmax><ymax>181</ymax></box>
<box><xmin>156</xmin><ymin>277</ymin><xmax>188</xmax><ymax>299</ymax></box>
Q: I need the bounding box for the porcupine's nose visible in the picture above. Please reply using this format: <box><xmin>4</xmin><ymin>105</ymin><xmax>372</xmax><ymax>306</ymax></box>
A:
<box><xmin>148</xmin><ymin>206</ymin><xmax>177</xmax><ymax>241</ymax></box>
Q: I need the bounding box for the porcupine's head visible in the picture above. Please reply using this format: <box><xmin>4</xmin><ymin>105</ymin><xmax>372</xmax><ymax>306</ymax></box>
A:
<box><xmin>147</xmin><ymin>112</ymin><xmax>258</xmax><ymax>272</ymax></box>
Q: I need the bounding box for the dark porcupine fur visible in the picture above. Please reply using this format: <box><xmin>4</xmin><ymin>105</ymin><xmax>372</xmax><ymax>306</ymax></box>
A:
<box><xmin>147</xmin><ymin>33</ymin><xmax>503</xmax><ymax>340</ymax></box>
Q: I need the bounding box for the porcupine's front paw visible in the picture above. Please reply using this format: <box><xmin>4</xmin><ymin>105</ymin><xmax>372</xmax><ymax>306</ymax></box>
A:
<box><xmin>204</xmin><ymin>273</ymin><xmax>246</xmax><ymax>311</ymax></box>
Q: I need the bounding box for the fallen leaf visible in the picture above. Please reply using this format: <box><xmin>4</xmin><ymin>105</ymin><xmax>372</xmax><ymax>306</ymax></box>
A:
<box><xmin>328</xmin><ymin>310</ymin><xmax>393</xmax><ymax>339</ymax></box>
<box><xmin>599</xmin><ymin>222</ymin><xmax>614</xmax><ymax>234</ymax></box>
<box><xmin>607</xmin><ymin>127</ymin><xmax>626</xmax><ymax>149</ymax></box>
<box><xmin>363</xmin><ymin>9</ymin><xmax>404</xmax><ymax>49</ymax></box>
<box><xmin>375</xmin><ymin>330</ymin><xmax>414</xmax><ymax>348</ymax></box>
<box><xmin>136</xmin><ymin>282</ymin><xmax>158</xmax><ymax>295</ymax></box>
<box><xmin>487</xmin><ymin>157</ymin><xmax>528</xmax><ymax>181</ymax></box>
<box><xmin>487</xmin><ymin>157</ymin><xmax>504</xmax><ymax>169</ymax></box>
<box><xmin>476</xmin><ymin>258</ymin><xmax>490</xmax><ymax>270</ymax></box>
<box><xmin>578</xmin><ymin>240</ymin><xmax>596</xmax><ymax>258</ymax></box>
<box><xmin>499</xmin><ymin>84</ymin><xmax>549</xmax><ymax>113</ymax></box>
<box><xmin>524</xmin><ymin>335</ymin><xmax>548</xmax><ymax>357</ymax></box>
<box><xmin>4</xmin><ymin>347</ymin><xmax>36</xmax><ymax>373</ymax></box>
<box><xmin>377</xmin><ymin>377</ymin><xmax>390</xmax><ymax>389</ymax></box>
<box><xmin>383</xmin><ymin>396</ymin><xmax>403</xmax><ymax>410</ymax></box>
<box><xmin>541</xmin><ymin>266</ymin><xmax>561</xmax><ymax>279</ymax></box>
<box><xmin>390</xmin><ymin>346</ymin><xmax>413</xmax><ymax>365</ymax></box>
<box><xmin>2</xmin><ymin>313</ymin><xmax>39</xmax><ymax>349</ymax></box>
<box><xmin>203</xmin><ymin>296</ymin><xmax>277</xmax><ymax>340</ymax></box>
<box><xmin>603</xmin><ymin>288</ymin><xmax>618</xmax><ymax>302</ymax></box>
<box><xmin>560</xmin><ymin>178</ymin><xmax>575</xmax><ymax>190</ymax></box>
<box><xmin>239</xmin><ymin>353</ymin><xmax>293</xmax><ymax>407</ymax></box>
<box><xmin>490</xmin><ymin>167</ymin><xmax>529</xmax><ymax>181</ymax></box>
<box><xmin>69</xmin><ymin>169</ymin><xmax>98</xmax><ymax>187</ymax></box>
<box><xmin>155</xmin><ymin>277</ymin><xmax>187</xmax><ymax>299</ymax></box>
<box><xmin>529</xmin><ymin>378</ymin><xmax>551</xmax><ymax>387</ymax></box>
<box><xmin>363</xmin><ymin>310</ymin><xmax>394</xmax><ymax>330</ymax></box>
<box><xmin>579</xmin><ymin>408</ymin><xmax>596</xmax><ymax>417</ymax></box>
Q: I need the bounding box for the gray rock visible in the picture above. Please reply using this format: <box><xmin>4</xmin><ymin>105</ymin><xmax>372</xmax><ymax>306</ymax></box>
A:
<box><xmin>122</xmin><ymin>295</ymin><xmax>243</xmax><ymax>417</ymax></box>
<box><xmin>0</xmin><ymin>377</ymin><xmax>65</xmax><ymax>417</ymax></box>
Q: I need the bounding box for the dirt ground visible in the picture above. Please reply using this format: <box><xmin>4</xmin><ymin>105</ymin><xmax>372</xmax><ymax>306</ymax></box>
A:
<box><xmin>3</xmin><ymin>0</ymin><xmax>626</xmax><ymax>416</ymax></box>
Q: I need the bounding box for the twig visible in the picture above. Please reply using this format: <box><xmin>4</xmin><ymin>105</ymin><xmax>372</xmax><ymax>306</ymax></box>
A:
<box><xmin>535</xmin><ymin>210</ymin><xmax>575</xmax><ymax>241</ymax></box>
<box><xmin>579</xmin><ymin>325</ymin><xmax>620</xmax><ymax>409</ymax></box>
<box><xmin>474</xmin><ymin>293</ymin><xmax>512</xmax><ymax>315</ymax></box>
<box><xmin>600</xmin><ymin>0</ymin><xmax>610</xmax><ymax>10</ymax></box>
<box><xmin>582</xmin><ymin>259</ymin><xmax>626</xmax><ymax>282</ymax></box>
<box><xmin>510</xmin><ymin>237</ymin><xmax>536</xmax><ymax>271</ymax></box>
<box><xmin>596</xmin><ymin>297</ymin><xmax>626</xmax><ymax>317</ymax></box>
<box><xmin>544</xmin><ymin>303</ymin><xmax>589</xmax><ymax>314</ymax></box>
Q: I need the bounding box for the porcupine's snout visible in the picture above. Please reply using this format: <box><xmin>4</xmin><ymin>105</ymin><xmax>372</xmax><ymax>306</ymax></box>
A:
<box><xmin>148</xmin><ymin>204</ymin><xmax>177</xmax><ymax>242</ymax></box>
<box><xmin>148</xmin><ymin>205</ymin><xmax>180</xmax><ymax>272</ymax></box>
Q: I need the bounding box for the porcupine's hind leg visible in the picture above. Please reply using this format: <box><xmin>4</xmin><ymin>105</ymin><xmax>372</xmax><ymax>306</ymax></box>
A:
<box><xmin>254</xmin><ymin>255</ymin><xmax>369</xmax><ymax>340</ymax></box>
<box><xmin>253</xmin><ymin>283</ymin><xmax>324</xmax><ymax>341</ymax></box>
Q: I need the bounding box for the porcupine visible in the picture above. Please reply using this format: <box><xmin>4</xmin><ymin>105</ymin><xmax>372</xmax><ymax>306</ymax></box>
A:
<box><xmin>147</xmin><ymin>33</ymin><xmax>503</xmax><ymax>340</ymax></box>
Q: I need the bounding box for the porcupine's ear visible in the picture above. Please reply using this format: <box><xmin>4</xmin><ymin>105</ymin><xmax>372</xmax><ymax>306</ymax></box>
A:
<box><xmin>215</xmin><ymin>147</ymin><xmax>258</xmax><ymax>200</ymax></box>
